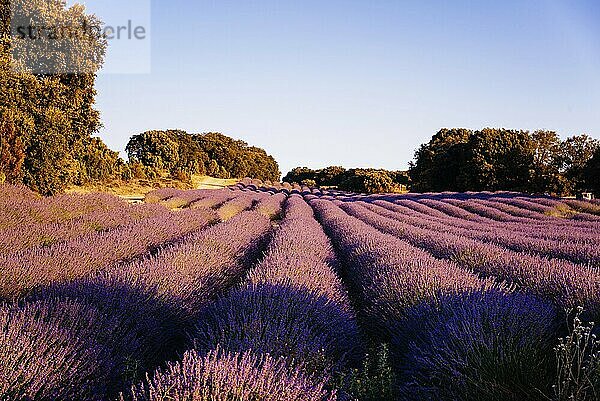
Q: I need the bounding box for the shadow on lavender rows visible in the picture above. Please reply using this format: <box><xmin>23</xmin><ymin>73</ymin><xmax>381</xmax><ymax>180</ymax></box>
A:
<box><xmin>391</xmin><ymin>290</ymin><xmax>562</xmax><ymax>401</ymax></box>
<box><xmin>25</xmin><ymin>272</ymin><xmax>192</xmax><ymax>399</ymax></box>
<box><xmin>191</xmin><ymin>283</ymin><xmax>365</xmax><ymax>394</ymax></box>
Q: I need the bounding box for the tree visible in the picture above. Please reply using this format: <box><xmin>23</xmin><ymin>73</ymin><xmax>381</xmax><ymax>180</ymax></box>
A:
<box><xmin>283</xmin><ymin>166</ymin><xmax>407</xmax><ymax>193</ymax></box>
<box><xmin>529</xmin><ymin>130</ymin><xmax>564</xmax><ymax>195</ymax></box>
<box><xmin>283</xmin><ymin>167</ymin><xmax>317</xmax><ymax>185</ymax></box>
<box><xmin>461</xmin><ymin>128</ymin><xmax>535</xmax><ymax>192</ymax></box>
<box><xmin>409</xmin><ymin>128</ymin><xmax>472</xmax><ymax>192</ymax></box>
<box><xmin>76</xmin><ymin>137</ymin><xmax>123</xmax><ymax>183</ymax></box>
<box><xmin>409</xmin><ymin>128</ymin><xmax>599</xmax><ymax>195</ymax></box>
<box><xmin>1</xmin><ymin>0</ymin><xmax>112</xmax><ymax>194</ymax></box>
<box><xmin>318</xmin><ymin>166</ymin><xmax>346</xmax><ymax>186</ymax></box>
<box><xmin>126</xmin><ymin>130</ymin><xmax>280</xmax><ymax>181</ymax></box>
<box><xmin>560</xmin><ymin>134</ymin><xmax>599</xmax><ymax>195</ymax></box>
<box><xmin>338</xmin><ymin>169</ymin><xmax>407</xmax><ymax>193</ymax></box>
<box><xmin>126</xmin><ymin>130</ymin><xmax>182</xmax><ymax>171</ymax></box>
<box><xmin>338</xmin><ymin>169</ymin><xmax>396</xmax><ymax>193</ymax></box>
<box><xmin>23</xmin><ymin>127</ymin><xmax>73</xmax><ymax>195</ymax></box>
<box><xmin>0</xmin><ymin>113</ymin><xmax>25</xmax><ymax>184</ymax></box>
<box><xmin>583</xmin><ymin>147</ymin><xmax>600</xmax><ymax>197</ymax></box>
<box><xmin>300</xmin><ymin>179</ymin><xmax>317</xmax><ymax>187</ymax></box>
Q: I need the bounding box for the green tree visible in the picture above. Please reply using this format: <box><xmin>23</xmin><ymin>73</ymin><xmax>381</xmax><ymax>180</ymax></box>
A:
<box><xmin>0</xmin><ymin>112</ymin><xmax>25</xmax><ymax>184</ymax></box>
<box><xmin>461</xmin><ymin>128</ymin><xmax>535</xmax><ymax>192</ymax></box>
<box><xmin>126</xmin><ymin>130</ymin><xmax>182</xmax><ymax>171</ymax></box>
<box><xmin>283</xmin><ymin>167</ymin><xmax>318</xmax><ymax>185</ymax></box>
<box><xmin>409</xmin><ymin>128</ymin><xmax>472</xmax><ymax>192</ymax></box>
<box><xmin>1</xmin><ymin>0</ymin><xmax>111</xmax><ymax>194</ymax></box>
<box><xmin>529</xmin><ymin>130</ymin><xmax>564</xmax><ymax>195</ymax></box>
<box><xmin>206</xmin><ymin>159</ymin><xmax>221</xmax><ymax>177</ymax></box>
<box><xmin>76</xmin><ymin>137</ymin><xmax>123</xmax><ymax>183</ymax></box>
<box><xmin>560</xmin><ymin>134</ymin><xmax>599</xmax><ymax>195</ymax></box>
<box><xmin>583</xmin><ymin>147</ymin><xmax>600</xmax><ymax>197</ymax></box>
<box><xmin>338</xmin><ymin>169</ymin><xmax>397</xmax><ymax>193</ymax></box>
<box><xmin>318</xmin><ymin>166</ymin><xmax>346</xmax><ymax>186</ymax></box>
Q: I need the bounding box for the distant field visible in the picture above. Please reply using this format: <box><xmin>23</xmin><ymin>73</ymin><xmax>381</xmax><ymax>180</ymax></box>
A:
<box><xmin>192</xmin><ymin>175</ymin><xmax>240</xmax><ymax>189</ymax></box>
<box><xmin>1</xmin><ymin>181</ymin><xmax>599</xmax><ymax>400</ymax></box>
<box><xmin>65</xmin><ymin>175</ymin><xmax>240</xmax><ymax>200</ymax></box>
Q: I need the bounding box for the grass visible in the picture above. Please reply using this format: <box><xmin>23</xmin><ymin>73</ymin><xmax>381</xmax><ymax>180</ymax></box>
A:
<box><xmin>66</xmin><ymin>175</ymin><xmax>240</xmax><ymax>199</ymax></box>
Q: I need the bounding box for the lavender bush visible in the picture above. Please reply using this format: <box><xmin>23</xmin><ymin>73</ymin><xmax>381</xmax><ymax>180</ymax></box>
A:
<box><xmin>120</xmin><ymin>209</ymin><xmax>273</xmax><ymax>317</ymax></box>
<box><xmin>124</xmin><ymin>348</ymin><xmax>336</xmax><ymax>401</ymax></box>
<box><xmin>0</xmin><ymin>207</ymin><xmax>218</xmax><ymax>300</ymax></box>
<box><xmin>338</xmin><ymin>200</ymin><xmax>600</xmax><ymax>319</ymax></box>
<box><xmin>193</xmin><ymin>284</ymin><xmax>362</xmax><ymax>378</ymax></box>
<box><xmin>310</xmin><ymin>198</ymin><xmax>495</xmax><ymax>340</ymax></box>
<box><xmin>0</xmin><ymin>299</ymin><xmax>121</xmax><ymax>400</ymax></box>
<box><xmin>397</xmin><ymin>291</ymin><xmax>559</xmax><ymax>401</ymax></box>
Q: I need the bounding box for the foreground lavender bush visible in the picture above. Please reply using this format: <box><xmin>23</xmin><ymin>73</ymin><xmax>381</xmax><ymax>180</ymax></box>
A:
<box><xmin>194</xmin><ymin>284</ymin><xmax>362</xmax><ymax>377</ymax></box>
<box><xmin>30</xmin><ymin>270</ymin><xmax>187</xmax><ymax>382</ymax></box>
<box><xmin>340</xmin><ymin>201</ymin><xmax>600</xmax><ymax>319</ymax></box>
<box><xmin>309</xmin><ymin>198</ymin><xmax>493</xmax><ymax>340</ymax></box>
<box><xmin>397</xmin><ymin>291</ymin><xmax>559</xmax><ymax>401</ymax></box>
<box><xmin>124</xmin><ymin>348</ymin><xmax>335</xmax><ymax>401</ymax></box>
<box><xmin>0</xmin><ymin>299</ymin><xmax>122</xmax><ymax>400</ymax></box>
<box><xmin>121</xmin><ymin>210</ymin><xmax>272</xmax><ymax>317</ymax></box>
<box><xmin>189</xmin><ymin>195</ymin><xmax>362</xmax><ymax>396</ymax></box>
<box><xmin>248</xmin><ymin>195</ymin><xmax>352</xmax><ymax>309</ymax></box>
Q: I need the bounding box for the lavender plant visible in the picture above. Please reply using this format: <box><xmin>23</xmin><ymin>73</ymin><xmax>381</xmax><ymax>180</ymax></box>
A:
<box><xmin>338</xmin><ymin>200</ymin><xmax>600</xmax><ymax>319</ymax></box>
<box><xmin>0</xmin><ymin>299</ymin><xmax>121</xmax><ymax>400</ymax></box>
<box><xmin>397</xmin><ymin>291</ymin><xmax>559</xmax><ymax>401</ymax></box>
<box><xmin>124</xmin><ymin>348</ymin><xmax>336</xmax><ymax>401</ymax></box>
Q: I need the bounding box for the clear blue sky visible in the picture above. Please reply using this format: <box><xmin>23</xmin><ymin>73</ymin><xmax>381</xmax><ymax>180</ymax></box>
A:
<box><xmin>86</xmin><ymin>0</ymin><xmax>600</xmax><ymax>175</ymax></box>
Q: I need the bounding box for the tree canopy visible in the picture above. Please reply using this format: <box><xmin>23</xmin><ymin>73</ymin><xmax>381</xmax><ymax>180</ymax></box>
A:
<box><xmin>1</xmin><ymin>0</ymin><xmax>115</xmax><ymax>195</ymax></box>
<box><xmin>410</xmin><ymin>128</ymin><xmax>599</xmax><ymax>196</ymax></box>
<box><xmin>126</xmin><ymin>130</ymin><xmax>280</xmax><ymax>182</ymax></box>
<box><xmin>584</xmin><ymin>147</ymin><xmax>600</xmax><ymax>197</ymax></box>
<box><xmin>283</xmin><ymin>166</ymin><xmax>409</xmax><ymax>194</ymax></box>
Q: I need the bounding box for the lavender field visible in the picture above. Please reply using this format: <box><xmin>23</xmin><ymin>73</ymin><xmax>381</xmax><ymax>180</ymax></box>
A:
<box><xmin>1</xmin><ymin>180</ymin><xmax>599</xmax><ymax>401</ymax></box>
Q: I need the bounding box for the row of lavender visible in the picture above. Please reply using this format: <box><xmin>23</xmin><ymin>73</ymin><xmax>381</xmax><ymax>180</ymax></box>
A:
<box><xmin>305</xmin><ymin>196</ymin><xmax>582</xmax><ymax>400</ymax></box>
<box><xmin>237</xmin><ymin>182</ymin><xmax>600</xmax><ymax>399</ymax></box>
<box><xmin>0</xmin><ymin>184</ymin><xmax>304</xmax><ymax>400</ymax></box>
<box><xmin>124</xmin><ymin>195</ymin><xmax>363</xmax><ymax>400</ymax></box>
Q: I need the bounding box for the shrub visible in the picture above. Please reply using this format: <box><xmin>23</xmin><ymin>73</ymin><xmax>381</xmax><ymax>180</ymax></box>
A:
<box><xmin>0</xmin><ymin>299</ymin><xmax>119</xmax><ymax>400</ymax></box>
<box><xmin>193</xmin><ymin>284</ymin><xmax>362</xmax><ymax>377</ymax></box>
<box><xmin>30</xmin><ymin>272</ymin><xmax>188</xmax><ymax>382</ymax></box>
<box><xmin>342</xmin><ymin>343</ymin><xmax>396</xmax><ymax>401</ymax></box>
<box><xmin>124</xmin><ymin>347</ymin><xmax>336</xmax><ymax>401</ymax></box>
<box><xmin>396</xmin><ymin>291</ymin><xmax>559</xmax><ymax>401</ymax></box>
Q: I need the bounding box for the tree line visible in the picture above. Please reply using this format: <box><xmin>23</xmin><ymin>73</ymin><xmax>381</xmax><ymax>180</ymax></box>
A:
<box><xmin>126</xmin><ymin>130</ymin><xmax>280</xmax><ymax>182</ymax></box>
<box><xmin>283</xmin><ymin>166</ymin><xmax>409</xmax><ymax>194</ymax></box>
<box><xmin>409</xmin><ymin>128</ymin><xmax>600</xmax><ymax>196</ymax></box>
